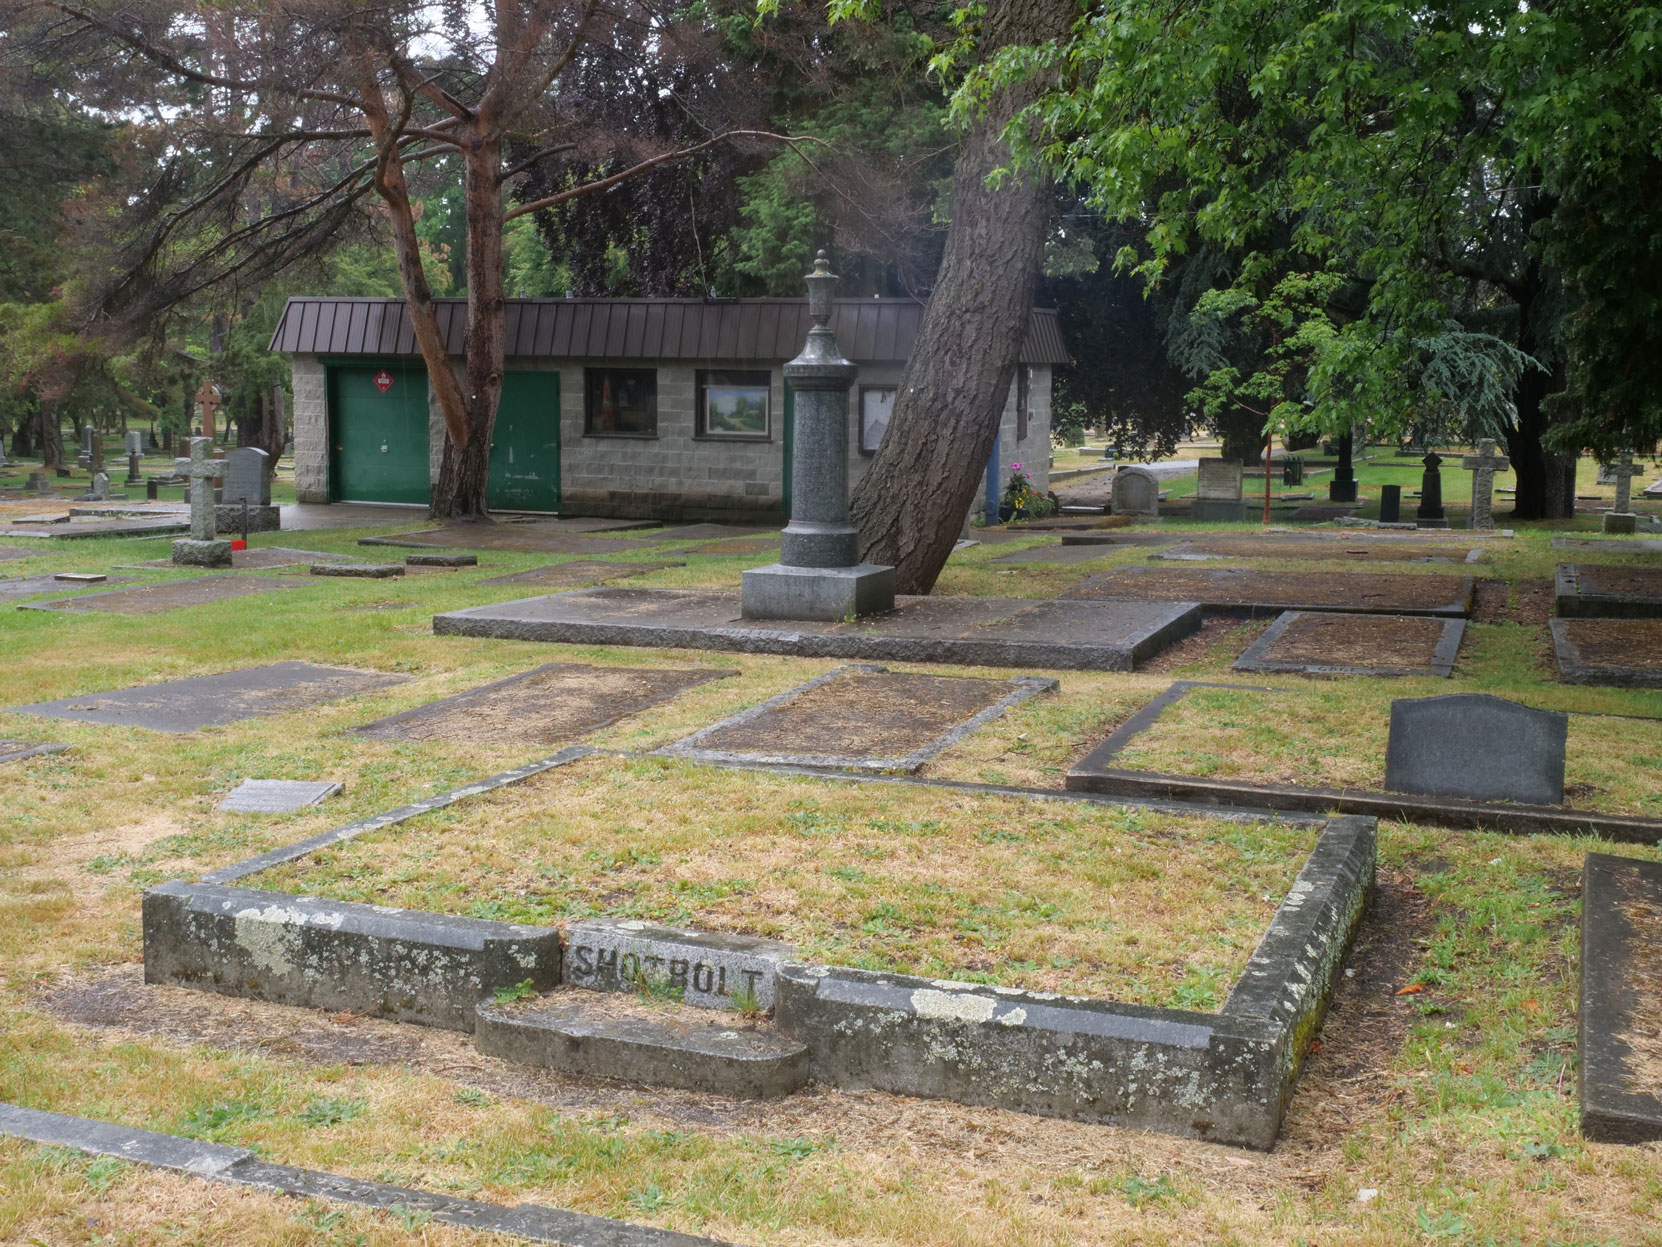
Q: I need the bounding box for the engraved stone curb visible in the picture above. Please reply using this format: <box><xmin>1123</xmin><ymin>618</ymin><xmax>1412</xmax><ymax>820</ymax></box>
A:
<box><xmin>142</xmin><ymin>882</ymin><xmax>562</xmax><ymax>1032</ymax></box>
<box><xmin>1580</xmin><ymin>853</ymin><xmax>1662</xmax><ymax>1143</ymax></box>
<box><xmin>562</xmin><ymin>919</ymin><xmax>796</xmax><ymax>1010</ymax></box>
<box><xmin>657</xmin><ymin>664</ymin><xmax>1058</xmax><ymax>773</ymax></box>
<box><xmin>1555</xmin><ymin>563</ymin><xmax>1662</xmax><ymax>620</ymax></box>
<box><xmin>0</xmin><ymin>1104</ymin><xmax>737</xmax><ymax>1246</ymax></box>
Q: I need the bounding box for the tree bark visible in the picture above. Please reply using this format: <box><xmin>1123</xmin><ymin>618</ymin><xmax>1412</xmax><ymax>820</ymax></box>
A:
<box><xmin>849</xmin><ymin>0</ymin><xmax>1076</xmax><ymax>593</ymax></box>
<box><xmin>39</xmin><ymin>400</ymin><xmax>64</xmax><ymax>473</ymax></box>
<box><xmin>1505</xmin><ymin>289</ymin><xmax>1574</xmax><ymax>521</ymax></box>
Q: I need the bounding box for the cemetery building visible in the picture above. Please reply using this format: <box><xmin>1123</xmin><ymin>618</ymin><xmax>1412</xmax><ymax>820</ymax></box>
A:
<box><xmin>271</xmin><ymin>296</ymin><xmax>1070</xmax><ymax>521</ymax></box>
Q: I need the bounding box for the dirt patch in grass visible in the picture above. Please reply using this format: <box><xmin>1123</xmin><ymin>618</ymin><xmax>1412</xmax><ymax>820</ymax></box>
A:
<box><xmin>1472</xmin><ymin>576</ymin><xmax>1554</xmax><ymax>624</ymax></box>
<box><xmin>1257</xmin><ymin>613</ymin><xmax>1449</xmax><ymax>669</ymax></box>
<box><xmin>264</xmin><ymin>757</ymin><xmax>1317</xmax><ymax>1005</ymax></box>
<box><xmin>1559</xmin><ymin>619</ymin><xmax>1662</xmax><ymax>670</ymax></box>
<box><xmin>1064</xmin><ymin>566</ymin><xmax>1469</xmax><ymax>611</ymax></box>
<box><xmin>686</xmin><ymin>671</ymin><xmax>1017</xmax><ymax>761</ymax></box>
<box><xmin>1575</xmin><ymin>565</ymin><xmax>1662</xmax><ymax>598</ymax></box>
<box><xmin>1137</xmin><ymin>617</ymin><xmax>1260</xmax><ymax>675</ymax></box>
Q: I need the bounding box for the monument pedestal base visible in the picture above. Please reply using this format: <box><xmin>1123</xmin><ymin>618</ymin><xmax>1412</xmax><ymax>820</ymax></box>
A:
<box><xmin>172</xmin><ymin>538</ymin><xmax>233</xmax><ymax>567</ymax></box>
<box><xmin>740</xmin><ymin>563</ymin><xmax>895</xmax><ymax>622</ymax></box>
<box><xmin>214</xmin><ymin>504</ymin><xmax>281</xmax><ymax>533</ymax></box>
<box><xmin>1603</xmin><ymin>512</ymin><xmax>1638</xmax><ymax>535</ymax></box>
<box><xmin>1190</xmin><ymin>499</ymin><xmax>1248</xmax><ymax>523</ymax></box>
<box><xmin>1328</xmin><ymin>480</ymin><xmax>1358</xmax><ymax>503</ymax></box>
<box><xmin>1415</xmin><ymin>517</ymin><xmax>1450</xmax><ymax>530</ymax></box>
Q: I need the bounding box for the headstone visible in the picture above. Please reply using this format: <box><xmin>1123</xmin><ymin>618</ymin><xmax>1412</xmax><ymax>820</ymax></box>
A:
<box><xmin>170</xmin><ymin>436</ymin><xmax>232</xmax><ymax>566</ymax></box>
<box><xmin>1192</xmin><ymin>458</ymin><xmax>1247</xmax><ymax>522</ymax></box>
<box><xmin>1415</xmin><ymin>452</ymin><xmax>1448</xmax><ymax>528</ymax></box>
<box><xmin>1645</xmin><ymin>478</ymin><xmax>1662</xmax><ymax>499</ymax></box>
<box><xmin>1460</xmin><ymin>438</ymin><xmax>1509</xmax><ymax>530</ymax></box>
<box><xmin>1603</xmin><ymin>455</ymin><xmax>1640</xmax><ymax>535</ymax></box>
<box><xmin>80</xmin><ymin>426</ymin><xmax>94</xmax><ymax>457</ymax></box>
<box><xmin>75</xmin><ymin>471</ymin><xmax>110</xmax><ymax>503</ymax></box>
<box><xmin>1378</xmin><ymin>483</ymin><xmax>1403</xmax><ymax>524</ymax></box>
<box><xmin>25</xmin><ymin>470</ymin><xmax>47</xmax><ymax>492</ymax></box>
<box><xmin>214</xmin><ymin>446</ymin><xmax>280</xmax><ymax>533</ymax></box>
<box><xmin>1384</xmin><ymin>694</ymin><xmax>1566</xmax><ymax>805</ymax></box>
<box><xmin>1596</xmin><ymin>462</ymin><xmax>1617</xmax><ymax>486</ymax></box>
<box><xmin>218</xmin><ymin>779</ymin><xmax>343</xmax><ymax>813</ymax></box>
<box><xmin>1329</xmin><ymin>431</ymin><xmax>1358</xmax><ymax>502</ymax></box>
<box><xmin>1111</xmin><ymin>465</ymin><xmax>1160</xmax><ymax>517</ymax></box>
<box><xmin>125</xmin><ymin>430</ymin><xmax>144</xmax><ymax>456</ymax></box>
<box><xmin>740</xmin><ymin>252</ymin><xmax>895</xmax><ymax>621</ymax></box>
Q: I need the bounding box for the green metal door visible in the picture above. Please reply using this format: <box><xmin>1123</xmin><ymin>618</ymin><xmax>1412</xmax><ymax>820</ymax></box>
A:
<box><xmin>489</xmin><ymin>371</ymin><xmax>561</xmax><ymax>512</ymax></box>
<box><xmin>329</xmin><ymin>361</ymin><xmax>430</xmax><ymax>505</ymax></box>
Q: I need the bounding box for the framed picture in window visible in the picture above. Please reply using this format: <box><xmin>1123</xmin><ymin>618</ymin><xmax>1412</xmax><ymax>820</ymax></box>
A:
<box><xmin>697</xmin><ymin>370</ymin><xmax>771</xmax><ymax>440</ymax></box>
<box><xmin>584</xmin><ymin>368</ymin><xmax>657</xmax><ymax>436</ymax></box>
<box><xmin>860</xmin><ymin>386</ymin><xmax>896</xmax><ymax>454</ymax></box>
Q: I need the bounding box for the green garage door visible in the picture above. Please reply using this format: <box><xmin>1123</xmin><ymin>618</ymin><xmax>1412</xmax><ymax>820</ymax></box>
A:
<box><xmin>489</xmin><ymin>371</ymin><xmax>561</xmax><ymax>512</ymax></box>
<box><xmin>329</xmin><ymin>361</ymin><xmax>431</xmax><ymax>505</ymax></box>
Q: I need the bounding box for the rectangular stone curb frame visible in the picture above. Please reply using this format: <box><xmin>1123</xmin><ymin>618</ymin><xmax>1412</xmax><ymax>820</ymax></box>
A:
<box><xmin>772</xmin><ymin>814</ymin><xmax>1375</xmax><ymax>1150</ymax></box>
<box><xmin>0</xmin><ymin>740</ymin><xmax>68</xmax><ymax>763</ymax></box>
<box><xmin>1580</xmin><ymin>853</ymin><xmax>1662</xmax><ymax>1143</ymax></box>
<box><xmin>0</xmin><ymin>1104</ymin><xmax>737</xmax><ymax>1247</ymax></box>
<box><xmin>1065</xmin><ymin>681</ymin><xmax>1662</xmax><ymax>843</ymax></box>
<box><xmin>1549</xmin><ymin>618</ymin><xmax>1662</xmax><ymax>689</ymax></box>
<box><xmin>1556</xmin><ymin>563</ymin><xmax>1662</xmax><ymax>619</ymax></box>
<box><xmin>1060</xmin><ymin>567</ymin><xmax>1476</xmax><ymax>620</ymax></box>
<box><xmin>656</xmin><ymin>664</ymin><xmax>1059</xmax><ymax>773</ymax></box>
<box><xmin>561</xmin><ymin>918</ymin><xmax>797</xmax><ymax>1009</ymax></box>
<box><xmin>1233</xmin><ymin>612</ymin><xmax>1466</xmax><ymax>678</ymax></box>
<box><xmin>142</xmin><ymin>881</ymin><xmax>562</xmax><ymax>1033</ymax></box>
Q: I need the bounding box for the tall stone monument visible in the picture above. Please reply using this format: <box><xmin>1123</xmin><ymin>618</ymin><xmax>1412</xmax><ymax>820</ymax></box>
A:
<box><xmin>1329</xmin><ymin>430</ymin><xmax>1358</xmax><ymax>502</ymax></box>
<box><xmin>1603</xmin><ymin>454</ymin><xmax>1639</xmax><ymax>535</ymax></box>
<box><xmin>740</xmin><ymin>253</ymin><xmax>895</xmax><ymax>621</ymax></box>
<box><xmin>1460</xmin><ymin>438</ymin><xmax>1509</xmax><ymax>530</ymax></box>
<box><xmin>172</xmin><ymin>437</ymin><xmax>233</xmax><ymax>566</ymax></box>
<box><xmin>1415</xmin><ymin>452</ymin><xmax>1448</xmax><ymax>528</ymax></box>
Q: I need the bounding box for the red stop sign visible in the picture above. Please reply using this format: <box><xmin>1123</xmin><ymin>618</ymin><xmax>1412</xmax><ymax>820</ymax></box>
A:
<box><xmin>373</xmin><ymin>370</ymin><xmax>394</xmax><ymax>393</ymax></box>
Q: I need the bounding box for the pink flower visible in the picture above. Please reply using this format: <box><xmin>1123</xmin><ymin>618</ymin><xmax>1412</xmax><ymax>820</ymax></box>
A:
<box><xmin>1011</xmin><ymin>462</ymin><xmax>1023</xmax><ymax>472</ymax></box>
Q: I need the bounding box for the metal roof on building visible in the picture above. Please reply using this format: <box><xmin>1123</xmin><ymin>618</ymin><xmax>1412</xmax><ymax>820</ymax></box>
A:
<box><xmin>269</xmin><ymin>297</ymin><xmax>1071</xmax><ymax>365</ymax></box>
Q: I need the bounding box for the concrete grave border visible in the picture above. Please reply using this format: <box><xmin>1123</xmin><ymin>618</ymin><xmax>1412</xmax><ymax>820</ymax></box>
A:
<box><xmin>657</xmin><ymin>664</ymin><xmax>1057</xmax><ymax>773</ymax></box>
<box><xmin>1233</xmin><ymin>611</ymin><xmax>1466</xmax><ymax>678</ymax></box>
<box><xmin>1549</xmin><ymin>618</ymin><xmax>1662</xmax><ymax>689</ymax></box>
<box><xmin>1060</xmin><ymin>565</ymin><xmax>1476</xmax><ymax>619</ymax></box>
<box><xmin>1580</xmin><ymin>853</ymin><xmax>1662</xmax><ymax>1143</ymax></box>
<box><xmin>0</xmin><ymin>1103</ymin><xmax>737</xmax><ymax>1247</ymax></box>
<box><xmin>19</xmin><ymin>573</ymin><xmax>307</xmax><ymax>614</ymax></box>
<box><xmin>1555</xmin><ymin>563</ymin><xmax>1662</xmax><ymax>619</ymax></box>
<box><xmin>1065</xmin><ymin>681</ymin><xmax>1662</xmax><ymax>842</ymax></box>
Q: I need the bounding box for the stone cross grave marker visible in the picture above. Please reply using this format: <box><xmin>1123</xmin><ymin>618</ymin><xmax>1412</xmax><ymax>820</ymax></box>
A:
<box><xmin>1460</xmin><ymin>438</ymin><xmax>1509</xmax><ymax>530</ymax></box>
<box><xmin>1603</xmin><ymin>455</ymin><xmax>1640</xmax><ymax>534</ymax></box>
<box><xmin>1112</xmin><ymin>465</ymin><xmax>1160</xmax><ymax>517</ymax></box>
<box><xmin>194</xmin><ymin>380</ymin><xmax>220</xmax><ymax>439</ymax></box>
<box><xmin>1384</xmin><ymin>693</ymin><xmax>1567</xmax><ymax>805</ymax></box>
<box><xmin>171</xmin><ymin>437</ymin><xmax>232</xmax><ymax>566</ymax></box>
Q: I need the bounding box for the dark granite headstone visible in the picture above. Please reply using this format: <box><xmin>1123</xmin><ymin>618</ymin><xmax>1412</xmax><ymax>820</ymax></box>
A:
<box><xmin>1329</xmin><ymin>431</ymin><xmax>1358</xmax><ymax>502</ymax></box>
<box><xmin>1378</xmin><ymin>484</ymin><xmax>1402</xmax><ymax>524</ymax></box>
<box><xmin>1384</xmin><ymin>694</ymin><xmax>1566</xmax><ymax>805</ymax></box>
<box><xmin>1415</xmin><ymin>452</ymin><xmax>1448</xmax><ymax>528</ymax></box>
<box><xmin>222</xmin><ymin>447</ymin><xmax>270</xmax><ymax>505</ymax></box>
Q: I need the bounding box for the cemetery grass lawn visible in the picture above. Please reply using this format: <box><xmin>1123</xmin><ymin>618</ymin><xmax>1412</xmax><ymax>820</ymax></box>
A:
<box><xmin>263</xmin><ymin>754</ymin><xmax>1317</xmax><ymax>1007</ymax></box>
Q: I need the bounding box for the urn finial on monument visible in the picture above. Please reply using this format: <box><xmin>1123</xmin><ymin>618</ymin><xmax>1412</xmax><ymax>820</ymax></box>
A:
<box><xmin>806</xmin><ymin>250</ymin><xmax>836</xmax><ymax>323</ymax></box>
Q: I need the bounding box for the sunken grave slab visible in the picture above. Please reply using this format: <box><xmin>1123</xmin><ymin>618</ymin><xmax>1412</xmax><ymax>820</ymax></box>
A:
<box><xmin>0</xmin><ymin>516</ymin><xmax>189</xmax><ymax>540</ymax></box>
<box><xmin>0</xmin><ymin>546</ymin><xmax>36</xmax><ymax>562</ymax></box>
<box><xmin>433</xmin><ymin>587</ymin><xmax>1202</xmax><ymax>672</ymax></box>
<box><xmin>0</xmin><ymin>574</ymin><xmax>131</xmax><ymax>602</ymax></box>
<box><xmin>476</xmin><ymin>994</ymin><xmax>809</xmax><ymax>1099</ymax></box>
<box><xmin>354</xmin><ymin>662</ymin><xmax>734</xmax><ymax>748</ymax></box>
<box><xmin>1154</xmin><ymin>536</ymin><xmax>1480</xmax><ymax>564</ymax></box>
<box><xmin>0</xmin><ymin>739</ymin><xmax>67</xmax><ymax>763</ymax></box>
<box><xmin>360</xmin><ymin>524</ymin><xmax>646</xmax><ymax>555</ymax></box>
<box><xmin>312</xmin><ymin>562</ymin><xmax>404</xmax><ymax>578</ymax></box>
<box><xmin>1234</xmin><ymin>612</ymin><xmax>1466</xmax><ymax>678</ymax></box>
<box><xmin>661</xmin><ymin>665</ymin><xmax>1055</xmax><ymax>772</ymax></box>
<box><xmin>406</xmin><ymin>551</ymin><xmax>478</xmax><ymax>567</ymax></box>
<box><xmin>675</xmin><ymin>537</ymin><xmax>781</xmax><ymax>557</ymax></box>
<box><xmin>9</xmin><ymin>661</ymin><xmax>405</xmax><ymax>733</ymax></box>
<box><xmin>218</xmin><ymin>779</ymin><xmax>343</xmax><ymax>814</ymax></box>
<box><xmin>475</xmin><ymin>560</ymin><xmax>684</xmax><ymax>588</ymax></box>
<box><xmin>123</xmin><ymin>548</ymin><xmax>350</xmax><ymax>571</ymax></box>
<box><xmin>1551</xmin><ymin>537</ymin><xmax>1662</xmax><ymax>556</ymax></box>
<box><xmin>1550</xmin><ymin>618</ymin><xmax>1662</xmax><ymax>688</ymax></box>
<box><xmin>20</xmin><ymin>574</ymin><xmax>305</xmax><ymax>615</ymax></box>
<box><xmin>1060</xmin><ymin>566</ymin><xmax>1475</xmax><ymax>618</ymax></box>
<box><xmin>142</xmin><ymin>881</ymin><xmax>562</xmax><ymax>1033</ymax></box>
<box><xmin>1555</xmin><ymin>564</ymin><xmax>1662</xmax><ymax>619</ymax></box>
<box><xmin>1580</xmin><ymin>853</ymin><xmax>1662</xmax><ymax>1144</ymax></box>
<box><xmin>562</xmin><ymin>919</ymin><xmax>796</xmax><ymax>1010</ymax></box>
<box><xmin>990</xmin><ymin>543</ymin><xmax>1124</xmax><ymax>565</ymax></box>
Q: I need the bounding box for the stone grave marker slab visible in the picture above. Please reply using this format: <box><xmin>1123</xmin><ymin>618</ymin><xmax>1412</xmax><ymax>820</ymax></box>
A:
<box><xmin>646</xmin><ymin>523</ymin><xmax>774</xmax><ymax>542</ymax></box>
<box><xmin>1286</xmin><ymin>503</ymin><xmax>1362</xmax><ymax>521</ymax></box>
<box><xmin>675</xmin><ymin>537</ymin><xmax>781</xmax><ymax>557</ymax></box>
<box><xmin>53</xmin><ymin>573</ymin><xmax>107</xmax><ymax>584</ymax></box>
<box><xmin>0</xmin><ymin>574</ymin><xmax>132</xmax><ymax>602</ymax></box>
<box><xmin>9</xmin><ymin>661</ymin><xmax>406</xmax><ymax>733</ymax></box>
<box><xmin>0</xmin><ymin>740</ymin><xmax>68</xmax><ymax>763</ymax></box>
<box><xmin>312</xmin><ymin>562</ymin><xmax>404</xmax><ymax>578</ymax></box>
<box><xmin>0</xmin><ymin>516</ymin><xmax>189</xmax><ymax>540</ymax></box>
<box><xmin>1155</xmin><ymin>536</ymin><xmax>1477</xmax><ymax>564</ymax></box>
<box><xmin>991</xmin><ymin>543</ymin><xmax>1121</xmax><ymax>565</ymax></box>
<box><xmin>22</xmin><ymin>574</ymin><xmax>305</xmax><ymax>616</ymax></box>
<box><xmin>218</xmin><ymin>779</ymin><xmax>343</xmax><ymax>813</ymax></box>
<box><xmin>1549</xmin><ymin>618</ymin><xmax>1662</xmax><ymax>688</ymax></box>
<box><xmin>405</xmin><ymin>552</ymin><xmax>478</xmax><ymax>567</ymax></box>
<box><xmin>1555</xmin><ymin>564</ymin><xmax>1662</xmax><ymax>619</ymax></box>
<box><xmin>122</xmin><ymin>547</ymin><xmax>350</xmax><ymax>571</ymax></box>
<box><xmin>1384</xmin><ymin>694</ymin><xmax>1566</xmax><ymax>805</ymax></box>
<box><xmin>1580</xmin><ymin>852</ymin><xmax>1662</xmax><ymax>1143</ymax></box>
<box><xmin>355</xmin><ymin>662</ymin><xmax>735</xmax><ymax>747</ymax></box>
<box><xmin>476</xmin><ymin>560</ymin><xmax>683</xmax><ymax>588</ymax></box>
<box><xmin>660</xmin><ymin>664</ymin><xmax>1056</xmax><ymax>772</ymax></box>
<box><xmin>1234</xmin><ymin>611</ymin><xmax>1466</xmax><ymax>677</ymax></box>
<box><xmin>359</xmin><ymin>524</ymin><xmax>645</xmax><ymax>555</ymax></box>
<box><xmin>561</xmin><ymin>918</ymin><xmax>797</xmax><ymax>1009</ymax></box>
<box><xmin>1551</xmin><ymin>537</ymin><xmax>1662</xmax><ymax>556</ymax></box>
<box><xmin>1061</xmin><ymin>565</ymin><xmax>1474</xmax><ymax>617</ymax></box>
<box><xmin>0</xmin><ymin>546</ymin><xmax>36</xmax><ymax>562</ymax></box>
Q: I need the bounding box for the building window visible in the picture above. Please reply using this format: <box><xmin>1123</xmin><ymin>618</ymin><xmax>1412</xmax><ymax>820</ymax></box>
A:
<box><xmin>1016</xmin><ymin>365</ymin><xmax>1031</xmax><ymax>442</ymax></box>
<box><xmin>697</xmin><ymin>370</ymin><xmax>771</xmax><ymax>440</ymax></box>
<box><xmin>584</xmin><ymin>368</ymin><xmax>657</xmax><ymax>436</ymax></box>
<box><xmin>860</xmin><ymin>386</ymin><xmax>896</xmax><ymax>454</ymax></box>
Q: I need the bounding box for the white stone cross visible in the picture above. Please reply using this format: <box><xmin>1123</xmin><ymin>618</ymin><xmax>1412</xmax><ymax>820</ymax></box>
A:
<box><xmin>1608</xmin><ymin>453</ymin><xmax>1640</xmax><ymax>514</ymax></box>
<box><xmin>1461</xmin><ymin>438</ymin><xmax>1510</xmax><ymax>530</ymax></box>
<box><xmin>184</xmin><ymin>436</ymin><xmax>219</xmax><ymax>540</ymax></box>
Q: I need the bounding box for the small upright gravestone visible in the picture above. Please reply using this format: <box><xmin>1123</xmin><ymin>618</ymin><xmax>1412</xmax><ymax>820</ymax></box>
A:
<box><xmin>1460</xmin><ymin>438</ymin><xmax>1509</xmax><ymax>530</ymax></box>
<box><xmin>1378</xmin><ymin>483</ymin><xmax>1403</xmax><ymax>524</ymax></box>
<box><xmin>1111</xmin><ymin>465</ymin><xmax>1160</xmax><ymax>517</ymax></box>
<box><xmin>1385</xmin><ymin>693</ymin><xmax>1567</xmax><ymax>805</ymax></box>
<box><xmin>171</xmin><ymin>437</ymin><xmax>233</xmax><ymax>567</ymax></box>
<box><xmin>1603</xmin><ymin>455</ymin><xmax>1639</xmax><ymax>535</ymax></box>
<box><xmin>1191</xmin><ymin>458</ymin><xmax>1247</xmax><ymax>522</ymax></box>
<box><xmin>215</xmin><ymin>446</ymin><xmax>280</xmax><ymax>533</ymax></box>
<box><xmin>75</xmin><ymin>471</ymin><xmax>111</xmax><ymax>503</ymax></box>
<box><xmin>1329</xmin><ymin>430</ymin><xmax>1359</xmax><ymax>502</ymax></box>
<box><xmin>1415</xmin><ymin>452</ymin><xmax>1448</xmax><ymax>528</ymax></box>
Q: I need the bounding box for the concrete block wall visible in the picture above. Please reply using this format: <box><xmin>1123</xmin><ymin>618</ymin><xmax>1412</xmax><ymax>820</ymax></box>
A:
<box><xmin>290</xmin><ymin>356</ymin><xmax>329</xmax><ymax>503</ymax></box>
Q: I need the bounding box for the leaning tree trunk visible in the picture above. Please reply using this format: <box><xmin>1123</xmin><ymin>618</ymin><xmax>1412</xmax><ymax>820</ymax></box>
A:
<box><xmin>849</xmin><ymin>0</ymin><xmax>1078</xmax><ymax>593</ymax></box>
<box><xmin>39</xmin><ymin>400</ymin><xmax>63</xmax><ymax>472</ymax></box>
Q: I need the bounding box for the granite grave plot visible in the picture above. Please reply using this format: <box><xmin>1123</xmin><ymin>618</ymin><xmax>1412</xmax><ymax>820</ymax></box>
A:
<box><xmin>1153</xmin><ymin>536</ymin><xmax>1481</xmax><ymax>564</ymax></box>
<box><xmin>990</xmin><ymin>543</ymin><xmax>1123</xmax><ymax>565</ymax></box>
<box><xmin>1550</xmin><ymin>618</ymin><xmax>1662</xmax><ymax>688</ymax></box>
<box><xmin>1060</xmin><ymin>565</ymin><xmax>1475</xmax><ymax>618</ymax></box>
<box><xmin>1555</xmin><ymin>564</ymin><xmax>1662</xmax><ymax>619</ymax></box>
<box><xmin>434</xmin><ymin>586</ymin><xmax>1202</xmax><ymax>671</ymax></box>
<box><xmin>359</xmin><ymin>523</ymin><xmax>647</xmax><ymax>555</ymax></box>
<box><xmin>0</xmin><ymin>516</ymin><xmax>189</xmax><ymax>540</ymax></box>
<box><xmin>1234</xmin><ymin>612</ymin><xmax>1466</xmax><ymax>678</ymax></box>
<box><xmin>354</xmin><ymin>662</ymin><xmax>735</xmax><ymax>748</ymax></box>
<box><xmin>475</xmin><ymin>559</ymin><xmax>683</xmax><ymax>588</ymax></box>
<box><xmin>10</xmin><ymin>661</ymin><xmax>407</xmax><ymax>733</ymax></box>
<box><xmin>659</xmin><ymin>665</ymin><xmax>1056</xmax><ymax>772</ymax></box>
<box><xmin>21</xmin><ymin>574</ymin><xmax>306</xmax><ymax>615</ymax></box>
<box><xmin>673</xmin><ymin>537</ymin><xmax>781</xmax><ymax>557</ymax></box>
<box><xmin>1580</xmin><ymin>853</ymin><xmax>1662</xmax><ymax>1143</ymax></box>
<box><xmin>218</xmin><ymin>779</ymin><xmax>343</xmax><ymax>814</ymax></box>
<box><xmin>1066</xmin><ymin>680</ymin><xmax>1662</xmax><ymax>840</ymax></box>
<box><xmin>122</xmin><ymin>547</ymin><xmax>350</xmax><ymax>571</ymax></box>
<box><xmin>0</xmin><ymin>574</ymin><xmax>132</xmax><ymax>602</ymax></box>
<box><xmin>0</xmin><ymin>739</ymin><xmax>67</xmax><ymax>763</ymax></box>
